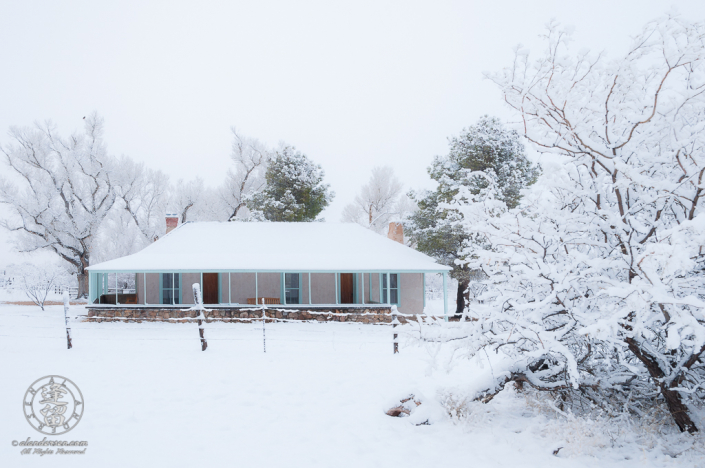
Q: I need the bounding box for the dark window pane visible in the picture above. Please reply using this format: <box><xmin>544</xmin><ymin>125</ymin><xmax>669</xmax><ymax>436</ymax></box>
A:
<box><xmin>163</xmin><ymin>273</ymin><xmax>173</xmax><ymax>288</ymax></box>
<box><xmin>382</xmin><ymin>289</ymin><xmax>387</xmax><ymax>303</ymax></box>
<box><xmin>286</xmin><ymin>289</ymin><xmax>299</xmax><ymax>305</ymax></box>
<box><xmin>285</xmin><ymin>273</ymin><xmax>299</xmax><ymax>289</ymax></box>
<box><xmin>173</xmin><ymin>274</ymin><xmax>179</xmax><ymax>288</ymax></box>
<box><xmin>163</xmin><ymin>290</ymin><xmax>173</xmax><ymax>304</ymax></box>
<box><xmin>382</xmin><ymin>274</ymin><xmax>387</xmax><ymax>288</ymax></box>
<box><xmin>390</xmin><ymin>274</ymin><xmax>398</xmax><ymax>289</ymax></box>
<box><xmin>391</xmin><ymin>289</ymin><xmax>398</xmax><ymax>304</ymax></box>
<box><xmin>174</xmin><ymin>295</ymin><xmax>180</xmax><ymax>305</ymax></box>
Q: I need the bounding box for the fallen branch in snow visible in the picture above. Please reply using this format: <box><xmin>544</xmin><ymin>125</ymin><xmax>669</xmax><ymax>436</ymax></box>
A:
<box><xmin>385</xmin><ymin>395</ymin><xmax>429</xmax><ymax>425</ymax></box>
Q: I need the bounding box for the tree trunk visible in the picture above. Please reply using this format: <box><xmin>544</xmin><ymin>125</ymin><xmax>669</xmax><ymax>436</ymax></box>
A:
<box><xmin>626</xmin><ymin>337</ymin><xmax>699</xmax><ymax>433</ymax></box>
<box><xmin>456</xmin><ymin>278</ymin><xmax>469</xmax><ymax>315</ymax></box>
<box><xmin>76</xmin><ymin>273</ymin><xmax>89</xmax><ymax>299</ymax></box>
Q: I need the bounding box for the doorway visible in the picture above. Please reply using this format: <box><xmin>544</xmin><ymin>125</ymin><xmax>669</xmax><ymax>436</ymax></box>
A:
<box><xmin>339</xmin><ymin>273</ymin><xmax>354</xmax><ymax>304</ymax></box>
<box><xmin>202</xmin><ymin>273</ymin><xmax>219</xmax><ymax>304</ymax></box>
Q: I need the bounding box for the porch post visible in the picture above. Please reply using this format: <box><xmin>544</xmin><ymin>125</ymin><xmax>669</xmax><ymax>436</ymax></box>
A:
<box><xmin>144</xmin><ymin>273</ymin><xmax>147</xmax><ymax>305</ymax></box>
<box><xmin>228</xmin><ymin>272</ymin><xmax>232</xmax><ymax>305</ymax></box>
<box><xmin>361</xmin><ymin>273</ymin><xmax>365</xmax><ymax>305</ymax></box>
<box><xmin>255</xmin><ymin>272</ymin><xmax>258</xmax><ymax>303</ymax></box>
<box><xmin>386</xmin><ymin>272</ymin><xmax>391</xmax><ymax>305</ymax></box>
<box><xmin>443</xmin><ymin>271</ymin><xmax>448</xmax><ymax>322</ymax></box>
<box><xmin>308</xmin><ymin>272</ymin><xmax>312</xmax><ymax>305</ymax></box>
<box><xmin>335</xmin><ymin>273</ymin><xmax>339</xmax><ymax>305</ymax></box>
<box><xmin>200</xmin><ymin>272</ymin><xmax>203</xmax><ymax>305</ymax></box>
<box><xmin>115</xmin><ymin>273</ymin><xmax>118</xmax><ymax>305</ymax></box>
<box><xmin>282</xmin><ymin>273</ymin><xmax>286</xmax><ymax>305</ymax></box>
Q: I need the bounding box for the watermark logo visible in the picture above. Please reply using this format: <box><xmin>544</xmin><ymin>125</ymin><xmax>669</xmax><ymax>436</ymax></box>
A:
<box><xmin>23</xmin><ymin>376</ymin><xmax>84</xmax><ymax>435</ymax></box>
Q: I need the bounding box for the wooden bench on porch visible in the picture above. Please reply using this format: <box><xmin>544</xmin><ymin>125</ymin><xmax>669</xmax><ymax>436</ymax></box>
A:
<box><xmin>96</xmin><ymin>294</ymin><xmax>138</xmax><ymax>305</ymax></box>
<box><xmin>246</xmin><ymin>297</ymin><xmax>281</xmax><ymax>305</ymax></box>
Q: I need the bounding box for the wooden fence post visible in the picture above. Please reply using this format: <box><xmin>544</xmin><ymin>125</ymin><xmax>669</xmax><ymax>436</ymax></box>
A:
<box><xmin>193</xmin><ymin>283</ymin><xmax>208</xmax><ymax>351</ymax></box>
<box><xmin>391</xmin><ymin>305</ymin><xmax>399</xmax><ymax>354</ymax></box>
<box><xmin>63</xmin><ymin>292</ymin><xmax>72</xmax><ymax>350</ymax></box>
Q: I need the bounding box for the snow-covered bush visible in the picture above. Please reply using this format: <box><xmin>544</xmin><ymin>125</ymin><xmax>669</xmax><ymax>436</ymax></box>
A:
<box><xmin>441</xmin><ymin>14</ymin><xmax>705</xmax><ymax>433</ymax></box>
<box><xmin>441</xmin><ymin>385</ymin><xmax>704</xmax><ymax>460</ymax></box>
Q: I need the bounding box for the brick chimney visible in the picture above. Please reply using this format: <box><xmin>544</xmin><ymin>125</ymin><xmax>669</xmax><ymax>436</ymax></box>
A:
<box><xmin>165</xmin><ymin>214</ymin><xmax>179</xmax><ymax>235</ymax></box>
<box><xmin>387</xmin><ymin>222</ymin><xmax>404</xmax><ymax>244</ymax></box>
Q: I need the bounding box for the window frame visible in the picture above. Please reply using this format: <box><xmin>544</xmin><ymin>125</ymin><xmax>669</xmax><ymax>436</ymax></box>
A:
<box><xmin>381</xmin><ymin>273</ymin><xmax>400</xmax><ymax>305</ymax></box>
<box><xmin>283</xmin><ymin>272</ymin><xmax>301</xmax><ymax>305</ymax></box>
<box><xmin>160</xmin><ymin>272</ymin><xmax>182</xmax><ymax>305</ymax></box>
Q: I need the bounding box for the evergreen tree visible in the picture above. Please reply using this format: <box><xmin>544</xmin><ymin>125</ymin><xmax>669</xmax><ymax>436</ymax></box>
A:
<box><xmin>406</xmin><ymin>116</ymin><xmax>538</xmax><ymax>313</ymax></box>
<box><xmin>249</xmin><ymin>146</ymin><xmax>333</xmax><ymax>221</ymax></box>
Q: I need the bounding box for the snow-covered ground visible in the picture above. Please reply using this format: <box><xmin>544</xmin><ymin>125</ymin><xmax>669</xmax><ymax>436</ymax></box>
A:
<box><xmin>1</xmin><ymin>304</ymin><xmax>702</xmax><ymax>467</ymax></box>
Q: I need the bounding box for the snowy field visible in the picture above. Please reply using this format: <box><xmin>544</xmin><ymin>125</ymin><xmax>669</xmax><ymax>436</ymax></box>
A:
<box><xmin>1</xmin><ymin>303</ymin><xmax>703</xmax><ymax>467</ymax></box>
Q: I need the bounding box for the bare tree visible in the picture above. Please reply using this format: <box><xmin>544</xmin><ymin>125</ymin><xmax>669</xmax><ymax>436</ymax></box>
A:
<box><xmin>341</xmin><ymin>166</ymin><xmax>403</xmax><ymax>233</ymax></box>
<box><xmin>0</xmin><ymin>114</ymin><xmax>116</xmax><ymax>298</ymax></box>
<box><xmin>114</xmin><ymin>156</ymin><xmax>170</xmax><ymax>242</ymax></box>
<box><xmin>92</xmin><ymin>208</ymin><xmax>152</xmax><ymax>263</ymax></box>
<box><xmin>220</xmin><ymin>129</ymin><xmax>270</xmax><ymax>221</ymax></box>
<box><xmin>170</xmin><ymin>177</ymin><xmax>207</xmax><ymax>223</ymax></box>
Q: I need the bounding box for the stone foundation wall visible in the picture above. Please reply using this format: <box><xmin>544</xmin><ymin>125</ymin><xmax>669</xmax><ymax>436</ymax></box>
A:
<box><xmin>86</xmin><ymin>306</ymin><xmax>418</xmax><ymax>324</ymax></box>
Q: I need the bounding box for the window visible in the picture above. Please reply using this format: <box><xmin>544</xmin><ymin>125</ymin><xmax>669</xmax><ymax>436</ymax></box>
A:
<box><xmin>161</xmin><ymin>273</ymin><xmax>181</xmax><ymax>304</ymax></box>
<box><xmin>285</xmin><ymin>273</ymin><xmax>300</xmax><ymax>304</ymax></box>
<box><xmin>382</xmin><ymin>273</ymin><xmax>399</xmax><ymax>304</ymax></box>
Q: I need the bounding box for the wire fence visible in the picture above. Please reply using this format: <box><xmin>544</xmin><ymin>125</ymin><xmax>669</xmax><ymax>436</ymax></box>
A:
<box><xmin>0</xmin><ymin>283</ymin><xmax>78</xmax><ymax>296</ymax></box>
<box><xmin>0</xmin><ymin>304</ymin><xmax>436</xmax><ymax>353</ymax></box>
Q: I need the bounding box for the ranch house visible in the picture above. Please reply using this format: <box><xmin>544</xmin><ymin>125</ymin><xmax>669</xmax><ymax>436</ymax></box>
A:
<box><xmin>86</xmin><ymin>219</ymin><xmax>451</xmax><ymax>321</ymax></box>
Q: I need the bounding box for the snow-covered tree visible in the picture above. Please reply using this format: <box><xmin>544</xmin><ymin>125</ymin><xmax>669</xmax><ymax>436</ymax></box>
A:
<box><xmin>451</xmin><ymin>15</ymin><xmax>705</xmax><ymax>433</ymax></box>
<box><xmin>168</xmin><ymin>177</ymin><xmax>221</xmax><ymax>223</ymax></box>
<box><xmin>220</xmin><ymin>129</ymin><xmax>270</xmax><ymax>221</ymax></box>
<box><xmin>406</xmin><ymin>116</ymin><xmax>538</xmax><ymax>313</ymax></box>
<box><xmin>341</xmin><ymin>166</ymin><xmax>404</xmax><ymax>233</ymax></box>
<box><xmin>10</xmin><ymin>262</ymin><xmax>72</xmax><ymax>310</ymax></box>
<box><xmin>0</xmin><ymin>114</ymin><xmax>116</xmax><ymax>298</ymax></box>
<box><xmin>114</xmin><ymin>156</ymin><xmax>170</xmax><ymax>242</ymax></box>
<box><xmin>249</xmin><ymin>146</ymin><xmax>333</xmax><ymax>222</ymax></box>
<box><xmin>92</xmin><ymin>208</ymin><xmax>151</xmax><ymax>263</ymax></box>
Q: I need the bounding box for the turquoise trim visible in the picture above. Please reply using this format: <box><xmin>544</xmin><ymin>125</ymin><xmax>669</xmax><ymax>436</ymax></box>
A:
<box><xmin>352</xmin><ymin>273</ymin><xmax>358</xmax><ymax>304</ymax></box>
<box><xmin>380</xmin><ymin>272</ymin><xmax>400</xmax><ymax>305</ymax></box>
<box><xmin>335</xmin><ymin>273</ymin><xmax>339</xmax><ymax>305</ymax></box>
<box><xmin>369</xmin><ymin>273</ymin><xmax>372</xmax><ymax>303</ymax></box>
<box><xmin>159</xmin><ymin>272</ymin><xmax>182</xmax><ymax>305</ymax></box>
<box><xmin>398</xmin><ymin>273</ymin><xmax>401</xmax><ymax>306</ymax></box>
<box><xmin>283</xmin><ymin>272</ymin><xmax>302</xmax><ymax>305</ymax></box>
<box><xmin>280</xmin><ymin>272</ymin><xmax>285</xmax><ymax>304</ymax></box>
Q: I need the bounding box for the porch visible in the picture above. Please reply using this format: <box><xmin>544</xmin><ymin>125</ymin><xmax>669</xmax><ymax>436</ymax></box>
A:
<box><xmin>88</xmin><ymin>270</ymin><xmax>448</xmax><ymax>317</ymax></box>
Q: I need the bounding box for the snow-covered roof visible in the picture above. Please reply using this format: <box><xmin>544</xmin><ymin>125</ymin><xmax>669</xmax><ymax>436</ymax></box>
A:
<box><xmin>88</xmin><ymin>222</ymin><xmax>450</xmax><ymax>273</ymax></box>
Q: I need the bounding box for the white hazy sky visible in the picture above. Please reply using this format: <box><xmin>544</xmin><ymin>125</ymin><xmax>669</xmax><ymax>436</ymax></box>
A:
<box><xmin>1</xmin><ymin>0</ymin><xmax>704</xmax><ymax>266</ymax></box>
